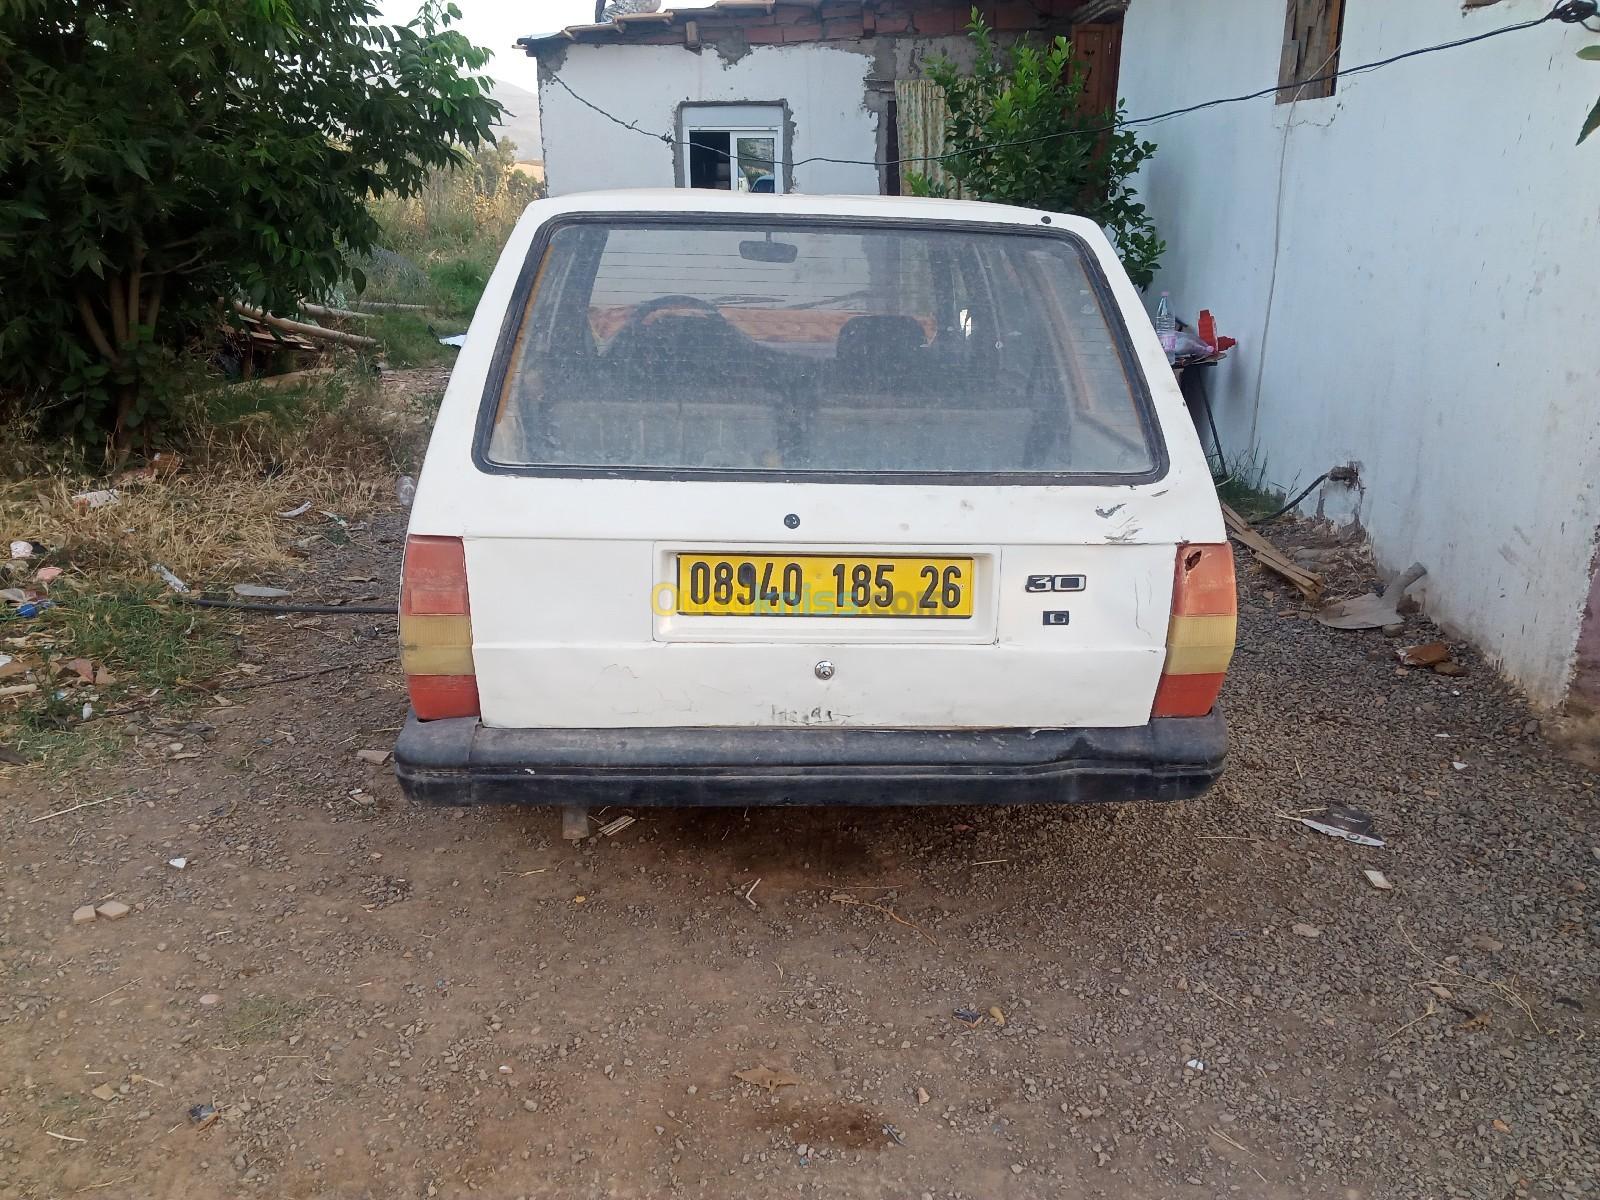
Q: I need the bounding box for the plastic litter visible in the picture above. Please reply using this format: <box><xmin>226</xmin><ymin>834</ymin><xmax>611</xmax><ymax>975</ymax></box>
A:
<box><xmin>1283</xmin><ymin>803</ymin><xmax>1385</xmax><ymax>848</ymax></box>
<box><xmin>71</xmin><ymin>488</ymin><xmax>121</xmax><ymax>511</ymax></box>
<box><xmin>9</xmin><ymin>540</ymin><xmax>33</xmax><ymax>559</ymax></box>
<box><xmin>276</xmin><ymin>501</ymin><xmax>313</xmax><ymax>519</ymax></box>
<box><xmin>395</xmin><ymin>476</ymin><xmax>416</xmax><ymax>506</ymax></box>
<box><xmin>231</xmin><ymin>584</ymin><xmax>291</xmax><ymax>598</ymax></box>
<box><xmin>151</xmin><ymin>563</ymin><xmax>189</xmax><ymax>593</ymax></box>
<box><xmin>1185</xmin><ymin>1058</ymin><xmax>1206</xmax><ymax>1072</ymax></box>
<box><xmin>168</xmin><ymin>857</ymin><xmax>188</xmax><ymax>870</ymax></box>
<box><xmin>438</xmin><ymin>332</ymin><xmax>467</xmax><ymax>348</ymax></box>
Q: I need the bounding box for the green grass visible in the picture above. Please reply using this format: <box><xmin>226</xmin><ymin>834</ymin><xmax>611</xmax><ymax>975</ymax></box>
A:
<box><xmin>427</xmin><ymin>254</ymin><xmax>492</xmax><ymax>320</ymax></box>
<box><xmin>2</xmin><ymin>586</ymin><xmax>234</xmax><ymax>764</ymax></box>
<box><xmin>197</xmin><ymin>369</ymin><xmax>371</xmax><ymax>428</ymax></box>
<box><xmin>1213</xmin><ymin>473</ymin><xmax>1281</xmax><ymax>520</ymax></box>
<box><xmin>223</xmin><ymin>994</ymin><xmax>312</xmax><ymax>1044</ymax></box>
<box><xmin>370</xmin><ymin>311</ymin><xmax>460</xmax><ymax>369</ymax></box>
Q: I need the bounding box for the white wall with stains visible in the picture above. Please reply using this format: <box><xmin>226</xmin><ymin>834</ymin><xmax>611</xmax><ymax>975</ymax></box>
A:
<box><xmin>1119</xmin><ymin>0</ymin><xmax>1600</xmax><ymax>706</ymax></box>
<box><xmin>536</xmin><ymin>42</ymin><xmax>881</xmax><ymax>196</ymax></box>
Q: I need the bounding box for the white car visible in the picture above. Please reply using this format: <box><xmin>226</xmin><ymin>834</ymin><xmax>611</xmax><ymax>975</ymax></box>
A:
<box><xmin>395</xmin><ymin>190</ymin><xmax>1234</xmax><ymax>830</ymax></box>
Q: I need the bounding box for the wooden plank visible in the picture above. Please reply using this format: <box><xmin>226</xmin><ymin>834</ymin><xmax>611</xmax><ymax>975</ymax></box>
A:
<box><xmin>1221</xmin><ymin>503</ymin><xmax>1323</xmax><ymax>599</ymax></box>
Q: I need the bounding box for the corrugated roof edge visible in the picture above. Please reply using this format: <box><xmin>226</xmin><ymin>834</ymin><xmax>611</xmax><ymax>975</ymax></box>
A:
<box><xmin>516</xmin><ymin>0</ymin><xmax>834</xmax><ymax>52</ymax></box>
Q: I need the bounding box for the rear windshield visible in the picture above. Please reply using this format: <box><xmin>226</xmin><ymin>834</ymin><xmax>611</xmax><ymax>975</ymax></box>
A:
<box><xmin>481</xmin><ymin>218</ymin><xmax>1159</xmax><ymax>480</ymax></box>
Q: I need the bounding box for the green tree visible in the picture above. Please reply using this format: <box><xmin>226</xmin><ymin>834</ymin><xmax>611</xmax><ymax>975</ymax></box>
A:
<box><xmin>1580</xmin><ymin>44</ymin><xmax>1600</xmax><ymax>143</ymax></box>
<box><xmin>0</xmin><ymin>0</ymin><xmax>501</xmax><ymax>447</ymax></box>
<box><xmin>908</xmin><ymin>12</ymin><xmax>1163</xmax><ymax>288</ymax></box>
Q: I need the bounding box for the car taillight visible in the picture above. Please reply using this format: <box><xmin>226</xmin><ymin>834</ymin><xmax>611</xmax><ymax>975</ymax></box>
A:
<box><xmin>400</xmin><ymin>535</ymin><xmax>479</xmax><ymax>720</ymax></box>
<box><xmin>1152</xmin><ymin>543</ymin><xmax>1236</xmax><ymax>718</ymax></box>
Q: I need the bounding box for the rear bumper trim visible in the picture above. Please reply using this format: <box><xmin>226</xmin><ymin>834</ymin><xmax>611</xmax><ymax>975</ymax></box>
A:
<box><xmin>393</xmin><ymin>712</ymin><xmax>1226</xmax><ymax>807</ymax></box>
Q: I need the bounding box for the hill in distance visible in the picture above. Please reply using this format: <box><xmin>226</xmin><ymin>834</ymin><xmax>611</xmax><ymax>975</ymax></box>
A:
<box><xmin>491</xmin><ymin>80</ymin><xmax>543</xmax><ymax>163</ymax></box>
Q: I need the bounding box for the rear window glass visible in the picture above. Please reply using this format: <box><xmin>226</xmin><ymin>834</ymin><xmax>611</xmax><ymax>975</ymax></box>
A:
<box><xmin>482</xmin><ymin>219</ymin><xmax>1159</xmax><ymax>480</ymax></box>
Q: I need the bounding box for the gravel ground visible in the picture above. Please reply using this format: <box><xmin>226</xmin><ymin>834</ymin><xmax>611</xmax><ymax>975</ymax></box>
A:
<box><xmin>1</xmin><ymin>497</ymin><xmax>1596</xmax><ymax>1200</ymax></box>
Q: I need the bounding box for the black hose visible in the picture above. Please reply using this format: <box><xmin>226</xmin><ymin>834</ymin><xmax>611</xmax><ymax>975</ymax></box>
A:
<box><xmin>1251</xmin><ymin>473</ymin><xmax>1329</xmax><ymax>526</ymax></box>
<box><xmin>178</xmin><ymin>596</ymin><xmax>398</xmax><ymax>615</ymax></box>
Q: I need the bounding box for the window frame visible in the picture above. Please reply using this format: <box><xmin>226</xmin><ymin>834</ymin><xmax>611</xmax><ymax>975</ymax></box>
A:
<box><xmin>677</xmin><ymin>102</ymin><xmax>788</xmax><ymax>194</ymax></box>
<box><xmin>470</xmin><ymin>212</ymin><xmax>1171</xmax><ymax>487</ymax></box>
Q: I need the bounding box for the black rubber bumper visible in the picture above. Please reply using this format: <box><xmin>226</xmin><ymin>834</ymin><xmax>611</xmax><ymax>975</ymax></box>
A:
<box><xmin>393</xmin><ymin>711</ymin><xmax>1226</xmax><ymax>808</ymax></box>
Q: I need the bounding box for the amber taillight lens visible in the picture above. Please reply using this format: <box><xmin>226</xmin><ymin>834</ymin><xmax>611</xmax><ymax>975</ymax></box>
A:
<box><xmin>1151</xmin><ymin>543</ymin><xmax>1236</xmax><ymax>718</ymax></box>
<box><xmin>399</xmin><ymin>535</ymin><xmax>479</xmax><ymax>720</ymax></box>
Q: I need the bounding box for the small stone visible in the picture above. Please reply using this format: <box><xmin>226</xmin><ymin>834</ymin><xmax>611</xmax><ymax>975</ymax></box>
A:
<box><xmin>1432</xmin><ymin>661</ymin><xmax>1466</xmax><ymax>677</ymax></box>
<box><xmin>90</xmin><ymin>1083</ymin><xmax>117</xmax><ymax>1102</ymax></box>
<box><xmin>199</xmin><ymin>993</ymin><xmax>222</xmax><ymax>1007</ymax></box>
<box><xmin>73</xmin><ymin>905</ymin><xmax>97</xmax><ymax>925</ymax></box>
<box><xmin>1467</xmin><ymin>933</ymin><xmax>1504</xmax><ymax>953</ymax></box>
<box><xmin>796</xmin><ymin>1143</ymin><xmax>809</xmax><ymax>1157</ymax></box>
<box><xmin>1011</xmin><ymin>1163</ymin><xmax>1024</xmax><ymax>1175</ymax></box>
<box><xmin>1380</xmin><ymin>622</ymin><xmax>1404</xmax><ymax>637</ymax></box>
<box><xmin>355</xmin><ymin>748</ymin><xmax>391</xmax><ymax>765</ymax></box>
<box><xmin>916</xmin><ymin>1087</ymin><xmax>930</xmax><ymax>1105</ymax></box>
<box><xmin>95</xmin><ymin>900</ymin><xmax>130</xmax><ymax>920</ymax></box>
<box><xmin>686</xmin><ymin>1084</ymin><xmax>697</xmax><ymax>1095</ymax></box>
<box><xmin>523</xmin><ymin>1099</ymin><xmax>538</xmax><ymax>1112</ymax></box>
<box><xmin>1292</xmin><ymin>922</ymin><xmax>1321</xmax><ymax>939</ymax></box>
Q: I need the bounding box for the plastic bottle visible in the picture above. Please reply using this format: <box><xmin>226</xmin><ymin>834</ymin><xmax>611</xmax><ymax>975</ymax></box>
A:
<box><xmin>1154</xmin><ymin>291</ymin><xmax>1177</xmax><ymax>363</ymax></box>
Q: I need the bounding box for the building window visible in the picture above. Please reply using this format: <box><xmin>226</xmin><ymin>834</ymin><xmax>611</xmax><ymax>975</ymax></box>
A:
<box><xmin>1277</xmin><ymin>0</ymin><xmax>1344</xmax><ymax>103</ymax></box>
<box><xmin>679</xmin><ymin>103</ymin><xmax>785</xmax><ymax>193</ymax></box>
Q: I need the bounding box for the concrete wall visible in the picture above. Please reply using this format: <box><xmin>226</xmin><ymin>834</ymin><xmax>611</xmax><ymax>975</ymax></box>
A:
<box><xmin>535</xmin><ymin>42</ymin><xmax>882</xmax><ymax>196</ymax></box>
<box><xmin>1119</xmin><ymin>0</ymin><xmax>1600</xmax><ymax>707</ymax></box>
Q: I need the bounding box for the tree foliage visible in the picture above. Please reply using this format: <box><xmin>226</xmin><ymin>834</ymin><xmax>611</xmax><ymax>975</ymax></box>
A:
<box><xmin>1579</xmin><ymin>44</ymin><xmax>1600</xmax><ymax>144</ymax></box>
<box><xmin>908</xmin><ymin>12</ymin><xmax>1163</xmax><ymax>288</ymax></box>
<box><xmin>0</xmin><ymin>0</ymin><xmax>501</xmax><ymax>445</ymax></box>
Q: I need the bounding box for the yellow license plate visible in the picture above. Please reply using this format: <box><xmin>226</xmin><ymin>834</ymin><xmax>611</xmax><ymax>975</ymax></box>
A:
<box><xmin>674</xmin><ymin>554</ymin><xmax>974</xmax><ymax>618</ymax></box>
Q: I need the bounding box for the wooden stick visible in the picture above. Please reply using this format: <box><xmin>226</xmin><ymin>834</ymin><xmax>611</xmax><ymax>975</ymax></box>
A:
<box><xmin>298</xmin><ymin>302</ymin><xmax>374</xmax><ymax>322</ymax></box>
<box><xmin>1221</xmin><ymin>503</ymin><xmax>1323</xmax><ymax>599</ymax></box>
<box><xmin>30</xmin><ymin>796</ymin><xmax>111</xmax><ymax>823</ymax></box>
<box><xmin>350</xmin><ymin>300</ymin><xmax>430</xmax><ymax>312</ymax></box>
<box><xmin>89</xmin><ymin>978</ymin><xmax>141</xmax><ymax>1005</ymax></box>
<box><xmin>232</xmin><ymin>302</ymin><xmax>377</xmax><ymax>349</ymax></box>
<box><xmin>46</xmin><ymin>1130</ymin><xmax>87</xmax><ymax>1144</ymax></box>
<box><xmin>215</xmin><ymin>656</ymin><xmax>395</xmax><ymax>692</ymax></box>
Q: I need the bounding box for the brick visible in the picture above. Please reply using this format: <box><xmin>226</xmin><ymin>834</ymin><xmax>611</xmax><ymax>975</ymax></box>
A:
<box><xmin>820</xmin><ymin>17</ymin><xmax>860</xmax><ymax>38</ymax></box>
<box><xmin>73</xmin><ymin>905</ymin><xmax>96</xmax><ymax>925</ymax></box>
<box><xmin>95</xmin><ymin>900</ymin><xmax>131</xmax><ymax>920</ymax></box>
<box><xmin>992</xmin><ymin>1</ymin><xmax>1041</xmax><ymax>31</ymax></box>
<box><xmin>742</xmin><ymin>25</ymin><xmax>787</xmax><ymax>42</ymax></box>
<box><xmin>910</xmin><ymin>8</ymin><xmax>964</xmax><ymax>36</ymax></box>
<box><xmin>873</xmin><ymin>13</ymin><xmax>912</xmax><ymax>33</ymax></box>
<box><xmin>781</xmin><ymin>21</ymin><xmax>824</xmax><ymax>40</ymax></box>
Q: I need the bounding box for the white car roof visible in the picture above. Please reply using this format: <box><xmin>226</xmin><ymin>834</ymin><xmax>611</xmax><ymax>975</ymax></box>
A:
<box><xmin>525</xmin><ymin>189</ymin><xmax>1103</xmax><ymax>236</ymax></box>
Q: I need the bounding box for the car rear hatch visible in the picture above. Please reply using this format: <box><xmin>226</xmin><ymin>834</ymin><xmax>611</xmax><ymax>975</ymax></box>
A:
<box><xmin>404</xmin><ymin>201</ymin><xmax>1229</xmax><ymax>732</ymax></box>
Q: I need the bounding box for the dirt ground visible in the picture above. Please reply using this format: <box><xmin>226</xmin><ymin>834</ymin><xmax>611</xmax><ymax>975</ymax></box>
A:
<box><xmin>2</xmin><ymin>475</ymin><xmax>1597</xmax><ymax>1200</ymax></box>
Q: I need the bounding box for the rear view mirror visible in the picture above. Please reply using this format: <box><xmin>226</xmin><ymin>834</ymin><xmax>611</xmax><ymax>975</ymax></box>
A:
<box><xmin>739</xmin><ymin>237</ymin><xmax>798</xmax><ymax>264</ymax></box>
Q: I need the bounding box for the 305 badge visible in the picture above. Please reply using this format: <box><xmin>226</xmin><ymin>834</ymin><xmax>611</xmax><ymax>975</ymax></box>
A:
<box><xmin>672</xmin><ymin>554</ymin><xmax>974</xmax><ymax>618</ymax></box>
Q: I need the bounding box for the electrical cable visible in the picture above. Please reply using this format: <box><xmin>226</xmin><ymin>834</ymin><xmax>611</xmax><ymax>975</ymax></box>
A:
<box><xmin>177</xmin><ymin>596</ymin><xmax>398</xmax><ymax>615</ymax></box>
<box><xmin>1251</xmin><ymin>473</ymin><xmax>1330</xmax><ymax>525</ymax></box>
<box><xmin>542</xmin><ymin>2</ymin><xmax>1590</xmax><ymax>173</ymax></box>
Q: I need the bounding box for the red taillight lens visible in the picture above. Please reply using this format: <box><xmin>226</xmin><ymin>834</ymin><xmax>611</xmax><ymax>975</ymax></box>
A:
<box><xmin>400</xmin><ymin>535</ymin><xmax>479</xmax><ymax>719</ymax></box>
<box><xmin>1152</xmin><ymin>543</ymin><xmax>1236</xmax><ymax>718</ymax></box>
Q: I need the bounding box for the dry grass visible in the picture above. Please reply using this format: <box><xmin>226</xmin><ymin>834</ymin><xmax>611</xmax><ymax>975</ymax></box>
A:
<box><xmin>0</xmin><ymin>370</ymin><xmax>433</xmax><ymax>588</ymax></box>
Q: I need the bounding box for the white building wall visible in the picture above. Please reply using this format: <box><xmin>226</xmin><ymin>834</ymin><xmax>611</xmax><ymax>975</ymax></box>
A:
<box><xmin>536</xmin><ymin>43</ymin><xmax>881</xmax><ymax>196</ymax></box>
<box><xmin>1119</xmin><ymin>0</ymin><xmax>1600</xmax><ymax>706</ymax></box>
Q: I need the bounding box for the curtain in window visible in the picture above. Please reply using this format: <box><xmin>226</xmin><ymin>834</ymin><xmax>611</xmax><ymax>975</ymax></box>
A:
<box><xmin>894</xmin><ymin>79</ymin><xmax>965</xmax><ymax>198</ymax></box>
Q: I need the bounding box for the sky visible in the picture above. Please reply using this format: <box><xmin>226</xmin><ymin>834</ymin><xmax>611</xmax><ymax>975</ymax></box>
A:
<box><xmin>378</xmin><ymin>0</ymin><xmax>713</xmax><ymax>92</ymax></box>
